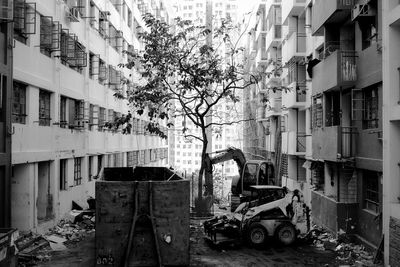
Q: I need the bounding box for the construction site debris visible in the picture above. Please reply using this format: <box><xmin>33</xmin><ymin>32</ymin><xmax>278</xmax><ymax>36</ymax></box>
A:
<box><xmin>309</xmin><ymin>226</ymin><xmax>381</xmax><ymax>266</ymax></box>
<box><xmin>16</xmin><ymin>207</ymin><xmax>95</xmax><ymax>266</ymax></box>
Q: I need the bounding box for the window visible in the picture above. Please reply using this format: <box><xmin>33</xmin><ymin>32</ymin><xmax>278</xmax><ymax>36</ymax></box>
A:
<box><xmin>98</xmin><ymin>107</ymin><xmax>105</xmax><ymax>131</ymax></box>
<box><xmin>99</xmin><ymin>59</ymin><xmax>107</xmax><ymax>82</ymax></box>
<box><xmin>0</xmin><ymin>74</ymin><xmax>5</xmax><ymax>122</ymax></box>
<box><xmin>280</xmin><ymin>116</ymin><xmax>286</xmax><ymax>132</ymax></box>
<box><xmin>312</xmin><ymin>95</ymin><xmax>323</xmax><ymax>129</ymax></box>
<box><xmin>59</xmin><ymin>159</ymin><xmax>67</xmax><ymax>190</ymax></box>
<box><xmin>97</xmin><ymin>155</ymin><xmax>103</xmax><ymax>176</ymax></box>
<box><xmin>364</xmin><ymin>170</ymin><xmax>380</xmax><ymax>213</ymax></box>
<box><xmin>108</xmin><ymin>24</ymin><xmax>123</xmax><ymax>52</ymax></box>
<box><xmin>59</xmin><ymin>96</ymin><xmax>85</xmax><ymax>129</ymax></box>
<box><xmin>88</xmin><ymin>156</ymin><xmax>93</xmax><ymax>181</ymax></box>
<box><xmin>88</xmin><ymin>104</ymin><xmax>97</xmax><ymax>131</ymax></box>
<box><xmin>89</xmin><ymin>52</ymin><xmax>100</xmax><ymax>79</ymax></box>
<box><xmin>60</xmin><ymin>96</ymin><xmax>67</xmax><ymax>128</ymax></box>
<box><xmin>139</xmin><ymin>150</ymin><xmax>145</xmax><ymax>165</ymax></box>
<box><xmin>127</xmin><ymin>151</ymin><xmax>139</xmax><ymax>167</ymax></box>
<box><xmin>39</xmin><ymin>89</ymin><xmax>51</xmax><ymax>126</ymax></box>
<box><xmin>74</xmin><ymin>157</ymin><xmax>82</xmax><ymax>186</ymax></box>
<box><xmin>108</xmin><ymin>65</ymin><xmax>121</xmax><ymax>86</ymax></box>
<box><xmin>60</xmin><ymin>31</ymin><xmax>87</xmax><ymax>71</ymax></box>
<box><xmin>325</xmin><ymin>91</ymin><xmax>340</xmax><ymax>127</ymax></box>
<box><xmin>12</xmin><ymin>81</ymin><xmax>27</xmax><ymax>124</ymax></box>
<box><xmin>363</xmin><ymin>87</ymin><xmax>379</xmax><ymax>129</ymax></box>
<box><xmin>13</xmin><ymin>0</ymin><xmax>36</xmax><ymax>44</ymax></box>
<box><xmin>127</xmin><ymin>7</ymin><xmax>132</xmax><ymax>28</ymax></box>
<box><xmin>40</xmin><ymin>16</ymin><xmax>61</xmax><ymax>57</ymax></box>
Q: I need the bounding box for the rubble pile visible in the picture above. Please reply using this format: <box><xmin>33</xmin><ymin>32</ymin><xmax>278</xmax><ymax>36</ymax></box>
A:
<box><xmin>308</xmin><ymin>226</ymin><xmax>381</xmax><ymax>267</ymax></box>
<box><xmin>17</xmin><ymin>208</ymin><xmax>95</xmax><ymax>266</ymax></box>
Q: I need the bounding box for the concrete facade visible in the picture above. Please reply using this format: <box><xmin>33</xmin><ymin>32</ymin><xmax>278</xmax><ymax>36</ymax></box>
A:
<box><xmin>244</xmin><ymin>0</ymin><xmax>383</xmax><ymax>249</ymax></box>
<box><xmin>0</xmin><ymin>5</ymin><xmax>13</xmax><ymax>227</ymax></box>
<box><xmin>10</xmin><ymin>0</ymin><xmax>169</xmax><ymax>233</ymax></box>
<box><xmin>382</xmin><ymin>0</ymin><xmax>400</xmax><ymax>265</ymax></box>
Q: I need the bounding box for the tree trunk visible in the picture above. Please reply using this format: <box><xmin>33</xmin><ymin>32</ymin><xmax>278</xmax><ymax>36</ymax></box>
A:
<box><xmin>195</xmin><ymin>127</ymin><xmax>212</xmax><ymax>216</ymax></box>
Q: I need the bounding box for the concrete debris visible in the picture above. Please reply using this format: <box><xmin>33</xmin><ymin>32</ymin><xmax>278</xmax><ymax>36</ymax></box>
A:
<box><xmin>309</xmin><ymin>225</ymin><xmax>382</xmax><ymax>266</ymax></box>
<box><xmin>16</xmin><ymin>206</ymin><xmax>96</xmax><ymax>266</ymax></box>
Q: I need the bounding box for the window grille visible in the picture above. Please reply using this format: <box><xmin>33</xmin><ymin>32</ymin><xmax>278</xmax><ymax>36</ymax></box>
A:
<box><xmin>99</xmin><ymin>59</ymin><xmax>108</xmax><ymax>81</ymax></box>
<box><xmin>99</xmin><ymin>11</ymin><xmax>109</xmax><ymax>37</ymax></box>
<box><xmin>312</xmin><ymin>95</ymin><xmax>323</xmax><ymax>129</ymax></box>
<box><xmin>60</xmin><ymin>96</ymin><xmax>67</xmax><ymax>128</ymax></box>
<box><xmin>98</xmin><ymin>107</ymin><xmax>105</xmax><ymax>131</ymax></box>
<box><xmin>13</xmin><ymin>0</ymin><xmax>36</xmax><ymax>37</ymax></box>
<box><xmin>74</xmin><ymin>157</ymin><xmax>82</xmax><ymax>186</ymax></box>
<box><xmin>108</xmin><ymin>65</ymin><xmax>121</xmax><ymax>85</ymax></box>
<box><xmin>0</xmin><ymin>0</ymin><xmax>13</xmax><ymax>20</ymax></box>
<box><xmin>139</xmin><ymin>150</ymin><xmax>145</xmax><ymax>165</ymax></box>
<box><xmin>12</xmin><ymin>81</ymin><xmax>27</xmax><ymax>124</ymax></box>
<box><xmin>364</xmin><ymin>170</ymin><xmax>380</xmax><ymax>213</ymax></box>
<box><xmin>89</xmin><ymin>53</ymin><xmax>100</xmax><ymax>78</ymax></box>
<box><xmin>39</xmin><ymin>90</ymin><xmax>51</xmax><ymax>126</ymax></box>
<box><xmin>363</xmin><ymin>87</ymin><xmax>379</xmax><ymax>129</ymax></box>
<box><xmin>60</xmin><ymin>30</ymin><xmax>87</xmax><ymax>67</ymax></box>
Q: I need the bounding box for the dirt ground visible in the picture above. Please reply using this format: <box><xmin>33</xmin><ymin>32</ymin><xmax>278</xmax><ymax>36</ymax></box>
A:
<box><xmin>29</xmin><ymin>218</ymin><xmax>348</xmax><ymax>267</ymax></box>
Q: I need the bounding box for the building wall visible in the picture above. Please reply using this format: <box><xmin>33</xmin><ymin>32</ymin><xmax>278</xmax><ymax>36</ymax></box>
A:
<box><xmin>0</xmin><ymin>13</ymin><xmax>13</xmax><ymax>227</ymax></box>
<box><xmin>10</xmin><ymin>0</ymin><xmax>169</xmax><ymax>232</ymax></box>
<box><xmin>382</xmin><ymin>0</ymin><xmax>400</xmax><ymax>264</ymax></box>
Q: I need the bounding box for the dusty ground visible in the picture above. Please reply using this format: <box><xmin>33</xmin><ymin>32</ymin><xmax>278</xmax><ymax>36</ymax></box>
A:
<box><xmin>190</xmin><ymin>219</ymin><xmax>339</xmax><ymax>267</ymax></box>
<box><xmin>30</xmin><ymin>218</ymin><xmax>347</xmax><ymax>267</ymax></box>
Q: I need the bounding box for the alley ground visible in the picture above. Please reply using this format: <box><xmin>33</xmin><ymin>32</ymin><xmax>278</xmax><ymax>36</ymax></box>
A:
<box><xmin>22</xmin><ymin>217</ymin><xmax>379</xmax><ymax>267</ymax></box>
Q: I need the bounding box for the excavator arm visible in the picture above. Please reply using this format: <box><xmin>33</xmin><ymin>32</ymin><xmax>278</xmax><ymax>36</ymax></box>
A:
<box><xmin>204</xmin><ymin>147</ymin><xmax>247</xmax><ymax>196</ymax></box>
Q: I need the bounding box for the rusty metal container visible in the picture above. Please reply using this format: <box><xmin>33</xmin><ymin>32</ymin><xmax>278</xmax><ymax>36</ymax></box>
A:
<box><xmin>96</xmin><ymin>167</ymin><xmax>189</xmax><ymax>266</ymax></box>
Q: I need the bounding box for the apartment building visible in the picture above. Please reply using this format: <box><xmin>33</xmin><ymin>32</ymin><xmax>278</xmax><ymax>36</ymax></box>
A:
<box><xmin>0</xmin><ymin>3</ymin><xmax>13</xmax><ymax>228</ymax></box>
<box><xmin>170</xmin><ymin>0</ymin><xmax>243</xmax><ymax>178</ymax></box>
<box><xmin>382</xmin><ymin>0</ymin><xmax>400</xmax><ymax>265</ymax></box>
<box><xmin>310</xmin><ymin>0</ymin><xmax>382</xmax><ymax>248</ymax></box>
<box><xmin>245</xmin><ymin>0</ymin><xmax>383</xmax><ymax>248</ymax></box>
<box><xmin>10</xmin><ymin>0</ymin><xmax>169</xmax><ymax>232</ymax></box>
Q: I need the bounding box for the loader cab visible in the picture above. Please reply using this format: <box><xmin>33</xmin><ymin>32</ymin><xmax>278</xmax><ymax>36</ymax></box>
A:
<box><xmin>230</xmin><ymin>161</ymin><xmax>274</xmax><ymax>211</ymax></box>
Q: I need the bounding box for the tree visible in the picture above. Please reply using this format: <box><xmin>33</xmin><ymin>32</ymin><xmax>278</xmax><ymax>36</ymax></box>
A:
<box><xmin>121</xmin><ymin>14</ymin><xmax>260</xmax><ymax>214</ymax></box>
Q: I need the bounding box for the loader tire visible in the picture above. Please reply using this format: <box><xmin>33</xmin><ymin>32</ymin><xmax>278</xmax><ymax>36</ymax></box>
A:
<box><xmin>276</xmin><ymin>223</ymin><xmax>296</xmax><ymax>246</ymax></box>
<box><xmin>247</xmin><ymin>223</ymin><xmax>267</xmax><ymax>247</ymax></box>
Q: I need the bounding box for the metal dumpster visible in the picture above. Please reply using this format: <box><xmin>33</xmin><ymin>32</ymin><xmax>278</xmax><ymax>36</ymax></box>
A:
<box><xmin>96</xmin><ymin>167</ymin><xmax>190</xmax><ymax>266</ymax></box>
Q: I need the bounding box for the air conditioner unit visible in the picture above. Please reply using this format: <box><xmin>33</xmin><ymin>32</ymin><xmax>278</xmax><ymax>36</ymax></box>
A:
<box><xmin>67</xmin><ymin>7</ymin><xmax>80</xmax><ymax>22</ymax></box>
<box><xmin>351</xmin><ymin>4</ymin><xmax>376</xmax><ymax>21</ymax></box>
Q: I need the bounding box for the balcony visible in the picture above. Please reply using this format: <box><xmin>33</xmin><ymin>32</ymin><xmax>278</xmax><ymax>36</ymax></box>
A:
<box><xmin>281</xmin><ymin>82</ymin><xmax>307</xmax><ymax>109</ymax></box>
<box><xmin>312</xmin><ymin>126</ymin><xmax>357</xmax><ymax>161</ymax></box>
<box><xmin>266</xmin><ymin>134</ymin><xmax>276</xmax><ymax>152</ymax></box>
<box><xmin>282</xmin><ymin>32</ymin><xmax>306</xmax><ymax>65</ymax></box>
<box><xmin>312</xmin><ymin>48</ymin><xmax>357</xmax><ymax>95</ymax></box>
<box><xmin>311</xmin><ymin>190</ymin><xmax>358</xmax><ymax>234</ymax></box>
<box><xmin>312</xmin><ymin>0</ymin><xmax>356</xmax><ymax>36</ymax></box>
<box><xmin>281</xmin><ymin>0</ymin><xmax>306</xmax><ymax>24</ymax></box>
<box><xmin>281</xmin><ymin>131</ymin><xmax>306</xmax><ymax>155</ymax></box>
<box><xmin>265</xmin><ymin>25</ymin><xmax>282</xmax><ymax>50</ymax></box>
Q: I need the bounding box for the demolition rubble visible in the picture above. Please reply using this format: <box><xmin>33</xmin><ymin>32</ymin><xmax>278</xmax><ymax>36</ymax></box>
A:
<box><xmin>16</xmin><ymin>208</ymin><xmax>95</xmax><ymax>266</ymax></box>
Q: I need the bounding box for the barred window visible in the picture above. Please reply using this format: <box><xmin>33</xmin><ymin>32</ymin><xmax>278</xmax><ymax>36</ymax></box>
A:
<box><xmin>363</xmin><ymin>87</ymin><xmax>379</xmax><ymax>129</ymax></box>
<box><xmin>312</xmin><ymin>95</ymin><xmax>323</xmax><ymax>129</ymax></box>
<box><xmin>12</xmin><ymin>81</ymin><xmax>27</xmax><ymax>124</ymax></box>
<box><xmin>39</xmin><ymin>89</ymin><xmax>51</xmax><ymax>126</ymax></box>
<box><xmin>59</xmin><ymin>159</ymin><xmax>67</xmax><ymax>190</ymax></box>
<box><xmin>74</xmin><ymin>157</ymin><xmax>82</xmax><ymax>186</ymax></box>
<box><xmin>364</xmin><ymin>170</ymin><xmax>380</xmax><ymax>214</ymax></box>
